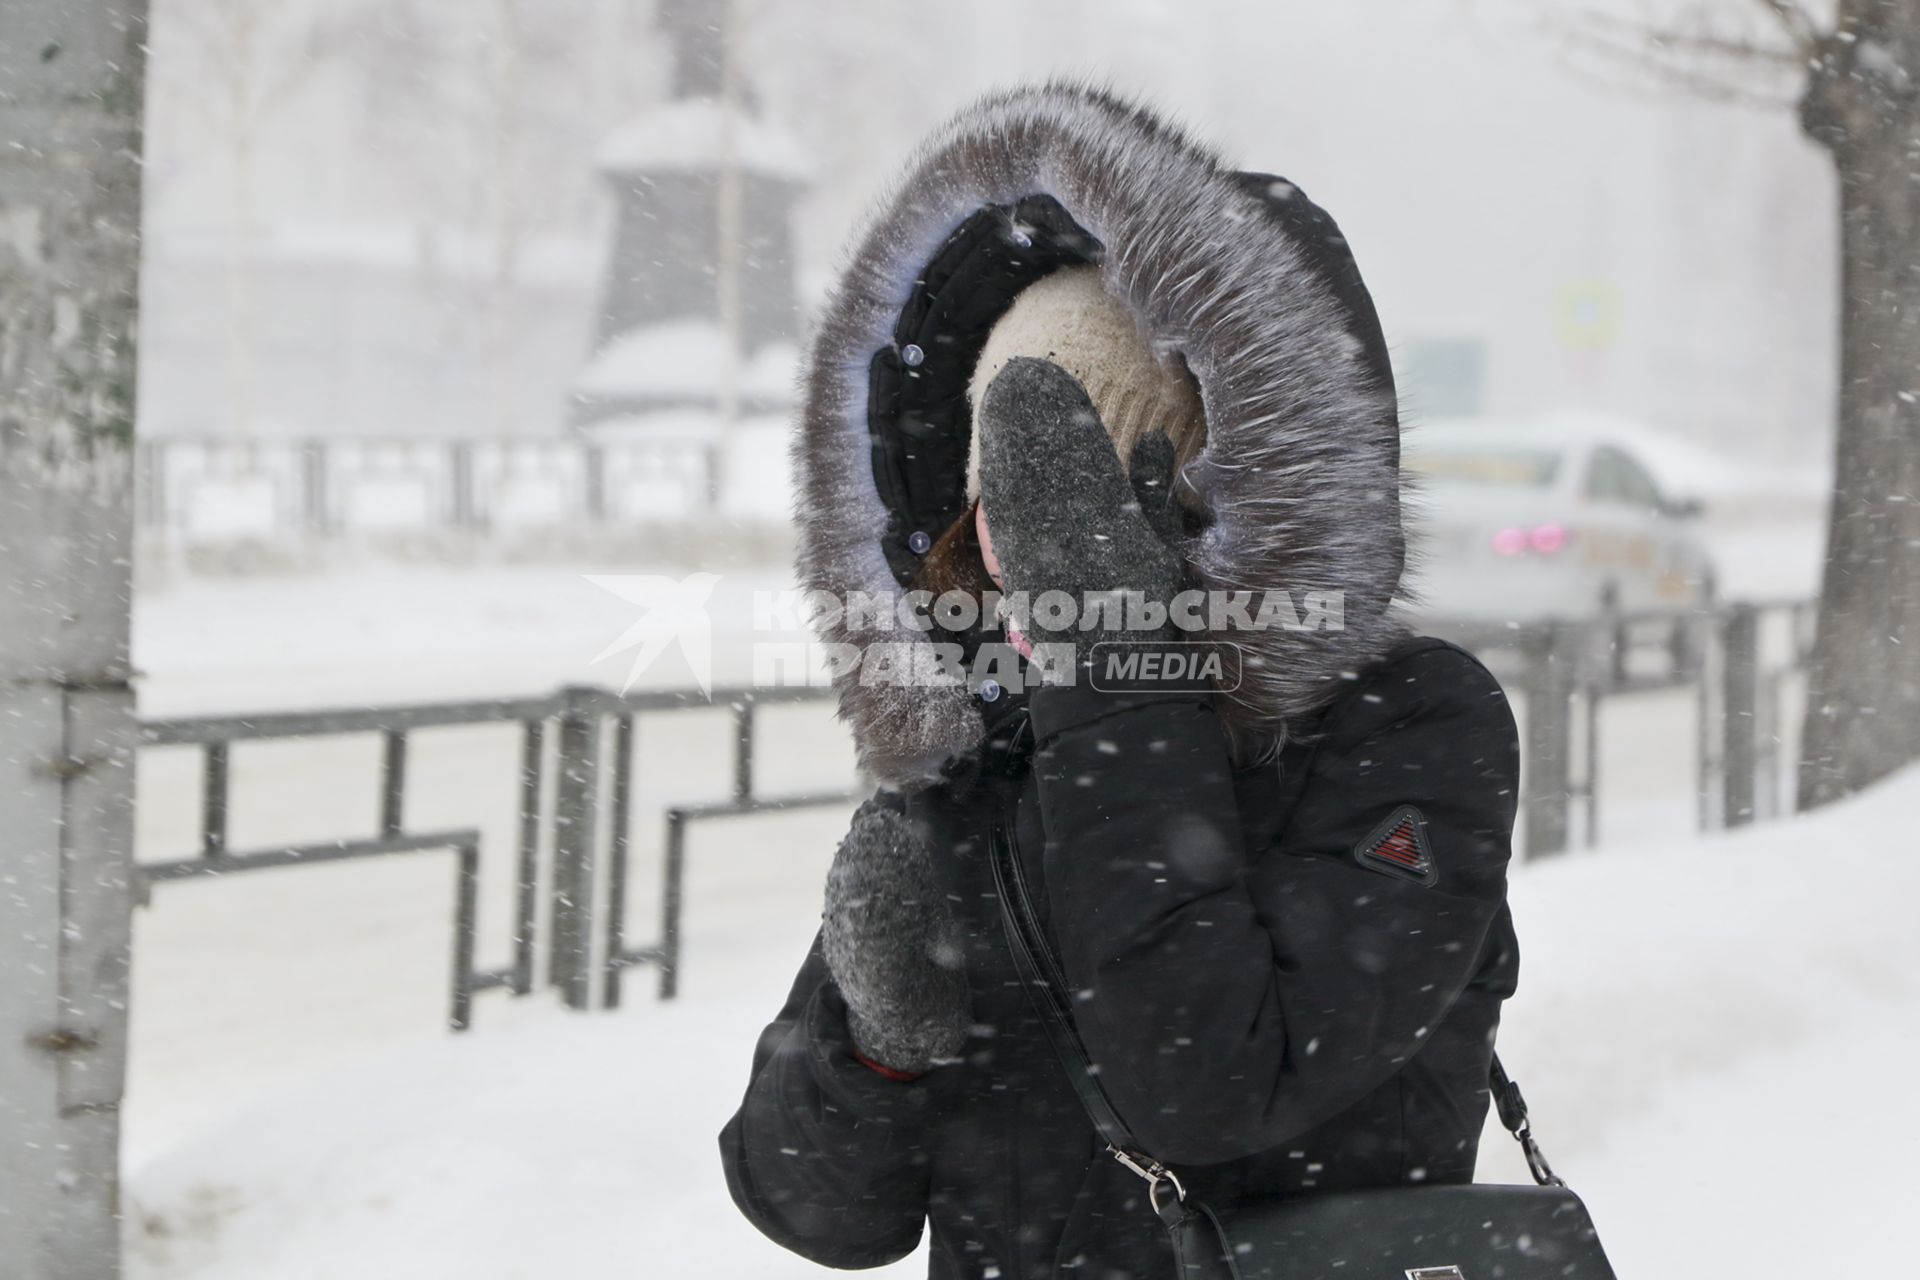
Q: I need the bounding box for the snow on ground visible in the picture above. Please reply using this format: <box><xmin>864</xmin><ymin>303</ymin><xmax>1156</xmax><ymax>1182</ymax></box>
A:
<box><xmin>123</xmin><ymin>757</ymin><xmax>1920</xmax><ymax>1278</ymax></box>
<box><xmin>1705</xmin><ymin>521</ymin><xmax>1824</xmax><ymax>602</ymax></box>
<box><xmin>1482</xmin><ymin>780</ymin><xmax>1920</xmax><ymax>1276</ymax></box>
<box><xmin>127</xmin><ymin>558</ymin><xmax>854</xmax><ymax>1166</ymax></box>
<box><xmin>122</xmin><ymin>545</ymin><xmax>1878</xmax><ymax>1277</ymax></box>
<box><xmin>133</xmin><ymin>560</ymin><xmax>806</xmax><ymax>717</ymax></box>
<box><xmin>131</xmin><ymin>509</ymin><xmax>1822</xmax><ymax>718</ymax></box>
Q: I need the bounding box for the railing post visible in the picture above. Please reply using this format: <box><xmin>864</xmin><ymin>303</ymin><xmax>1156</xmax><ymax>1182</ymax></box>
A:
<box><xmin>300</xmin><ymin>440</ymin><xmax>329</xmax><ymax>534</ymax></box>
<box><xmin>1579</xmin><ymin>678</ymin><xmax>1600</xmax><ymax>849</ymax></box>
<box><xmin>659</xmin><ymin>810</ymin><xmax>687</xmax><ymax>1000</ymax></box>
<box><xmin>1520</xmin><ymin>622</ymin><xmax>1574</xmax><ymax>859</ymax></box>
<box><xmin>512</xmin><ymin>720</ymin><xmax>545</xmax><ymax>996</ymax></box>
<box><xmin>138</xmin><ymin>439</ymin><xmax>166</xmax><ymax>532</ymax></box>
<box><xmin>450</xmin><ymin>440</ymin><xmax>479</xmax><ymax>530</ymax></box>
<box><xmin>732</xmin><ymin>701</ymin><xmax>754</xmax><ymax>803</ymax></box>
<box><xmin>1721</xmin><ymin>604</ymin><xmax>1761</xmax><ymax>828</ymax></box>
<box><xmin>1695</xmin><ymin>623</ymin><xmax>1716</xmax><ymax>833</ymax></box>
<box><xmin>380</xmin><ymin>729</ymin><xmax>407</xmax><ymax>835</ymax></box>
<box><xmin>601</xmin><ymin>715</ymin><xmax>636</xmax><ymax>1009</ymax></box>
<box><xmin>584</xmin><ymin>445</ymin><xmax>607</xmax><ymax>524</ymax></box>
<box><xmin>548</xmin><ymin>688</ymin><xmax>603</xmax><ymax>1010</ymax></box>
<box><xmin>449</xmin><ymin>843</ymin><xmax>481</xmax><ymax>1031</ymax></box>
<box><xmin>1603</xmin><ymin>596</ymin><xmax>1627</xmax><ymax>690</ymax></box>
<box><xmin>704</xmin><ymin>441</ymin><xmax>723</xmax><ymax>511</ymax></box>
<box><xmin>202</xmin><ymin>741</ymin><xmax>230</xmax><ymax>857</ymax></box>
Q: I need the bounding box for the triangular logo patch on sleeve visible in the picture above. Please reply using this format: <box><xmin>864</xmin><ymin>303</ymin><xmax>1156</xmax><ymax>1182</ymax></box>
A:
<box><xmin>1353</xmin><ymin>805</ymin><xmax>1438</xmax><ymax>886</ymax></box>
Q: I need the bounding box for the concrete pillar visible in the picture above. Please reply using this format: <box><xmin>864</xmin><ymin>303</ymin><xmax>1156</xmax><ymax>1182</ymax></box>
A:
<box><xmin>0</xmin><ymin>3</ymin><xmax>148</xmax><ymax>1274</ymax></box>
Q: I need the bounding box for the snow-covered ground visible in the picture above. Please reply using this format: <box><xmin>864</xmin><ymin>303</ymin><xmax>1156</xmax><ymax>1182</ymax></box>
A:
<box><xmin>122</xmin><ymin>540</ymin><xmax>1881</xmax><ymax>1278</ymax></box>
<box><xmin>132</xmin><ymin>514</ymin><xmax>1820</xmax><ymax>717</ymax></box>
<box><xmin>127</xmin><ymin>559</ymin><xmax>852</xmax><ymax>1165</ymax></box>
<box><xmin>133</xmin><ymin>560</ymin><xmax>801</xmax><ymax>718</ymax></box>
<box><xmin>123</xmin><ymin>745</ymin><xmax>1920</xmax><ymax>1278</ymax></box>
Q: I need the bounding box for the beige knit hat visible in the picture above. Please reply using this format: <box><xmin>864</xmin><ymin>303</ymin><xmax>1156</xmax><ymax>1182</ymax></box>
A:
<box><xmin>966</xmin><ymin>266</ymin><xmax>1207</xmax><ymax>501</ymax></box>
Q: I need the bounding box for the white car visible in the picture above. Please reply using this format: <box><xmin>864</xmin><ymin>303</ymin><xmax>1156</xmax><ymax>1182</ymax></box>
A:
<box><xmin>1402</xmin><ymin>420</ymin><xmax>1716</xmax><ymax>624</ymax></box>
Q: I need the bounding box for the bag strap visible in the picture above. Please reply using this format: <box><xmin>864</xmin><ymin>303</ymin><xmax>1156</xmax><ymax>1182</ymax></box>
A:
<box><xmin>1489</xmin><ymin>1050</ymin><xmax>1565</xmax><ymax>1187</ymax></box>
<box><xmin>989</xmin><ymin>828</ymin><xmax>1188</xmax><ymax>1218</ymax></box>
<box><xmin>989</xmin><ymin>827</ymin><xmax>1565</xmax><ymax>1203</ymax></box>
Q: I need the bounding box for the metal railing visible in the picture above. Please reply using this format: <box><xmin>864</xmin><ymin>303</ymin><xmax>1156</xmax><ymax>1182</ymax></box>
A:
<box><xmin>1444</xmin><ymin>597</ymin><xmax>1815</xmax><ymax>857</ymax></box>
<box><xmin>136</xmin><ymin>684</ymin><xmax>855</xmax><ymax>1029</ymax></box>
<box><xmin>136</xmin><ymin>436</ymin><xmax>726</xmax><ymax>540</ymax></box>
<box><xmin>133</xmin><ymin>599</ymin><xmax>1815</xmax><ymax>1026</ymax></box>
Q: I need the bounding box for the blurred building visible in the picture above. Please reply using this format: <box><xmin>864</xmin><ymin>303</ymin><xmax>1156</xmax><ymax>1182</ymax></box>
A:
<box><xmin>138</xmin><ymin>226</ymin><xmax>599</xmax><ymax>439</ymax></box>
<box><xmin>568</xmin><ymin>0</ymin><xmax>807</xmax><ymax>434</ymax></box>
<box><xmin>134</xmin><ymin>1</ymin><xmax>1835</xmax><ymax>472</ymax></box>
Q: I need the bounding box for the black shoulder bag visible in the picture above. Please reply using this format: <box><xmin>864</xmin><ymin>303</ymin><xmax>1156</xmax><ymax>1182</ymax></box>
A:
<box><xmin>990</xmin><ymin>833</ymin><xmax>1617</xmax><ymax>1280</ymax></box>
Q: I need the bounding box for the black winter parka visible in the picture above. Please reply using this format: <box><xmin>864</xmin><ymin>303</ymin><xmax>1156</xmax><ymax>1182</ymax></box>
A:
<box><xmin>723</xmin><ymin>81</ymin><xmax>1523</xmax><ymax>1279</ymax></box>
<box><xmin>720</xmin><ymin>636</ymin><xmax>1521</xmax><ymax>1278</ymax></box>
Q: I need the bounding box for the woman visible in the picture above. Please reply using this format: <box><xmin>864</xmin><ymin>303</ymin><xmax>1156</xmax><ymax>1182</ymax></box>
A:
<box><xmin>720</xmin><ymin>83</ymin><xmax>1521</xmax><ymax>1278</ymax></box>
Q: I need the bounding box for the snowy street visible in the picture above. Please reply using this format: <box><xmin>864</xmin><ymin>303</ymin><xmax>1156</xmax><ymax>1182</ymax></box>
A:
<box><xmin>13</xmin><ymin>1</ymin><xmax>1909</xmax><ymax>1275</ymax></box>
<box><xmin>120</xmin><ymin>551</ymin><xmax>1910</xmax><ymax>1279</ymax></box>
<box><xmin>124</xmin><ymin>713</ymin><xmax>1920</xmax><ymax>1278</ymax></box>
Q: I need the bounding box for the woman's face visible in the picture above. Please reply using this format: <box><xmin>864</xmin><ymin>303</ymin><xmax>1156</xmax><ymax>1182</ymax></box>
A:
<box><xmin>973</xmin><ymin>500</ymin><xmax>1004</xmax><ymax>588</ymax></box>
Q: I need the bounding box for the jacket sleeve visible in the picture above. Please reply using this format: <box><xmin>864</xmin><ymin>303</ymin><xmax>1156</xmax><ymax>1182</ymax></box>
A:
<box><xmin>1024</xmin><ymin>643</ymin><xmax>1519</xmax><ymax>1166</ymax></box>
<box><xmin>718</xmin><ymin>931</ymin><xmax>934</xmax><ymax>1268</ymax></box>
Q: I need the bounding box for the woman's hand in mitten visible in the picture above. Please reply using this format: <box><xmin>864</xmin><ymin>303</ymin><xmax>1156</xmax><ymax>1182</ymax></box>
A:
<box><xmin>821</xmin><ymin>794</ymin><xmax>970</xmax><ymax>1076</ymax></box>
<box><xmin>975</xmin><ymin>356</ymin><xmax>1186</xmax><ymax>654</ymax></box>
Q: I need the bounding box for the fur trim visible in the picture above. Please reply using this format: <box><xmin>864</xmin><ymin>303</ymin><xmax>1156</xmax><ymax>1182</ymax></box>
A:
<box><xmin>795</xmin><ymin>81</ymin><xmax>1407</xmax><ymax>786</ymax></box>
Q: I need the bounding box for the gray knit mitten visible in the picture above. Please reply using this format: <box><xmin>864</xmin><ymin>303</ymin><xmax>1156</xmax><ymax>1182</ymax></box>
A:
<box><xmin>821</xmin><ymin>796</ymin><xmax>970</xmax><ymax>1075</ymax></box>
<box><xmin>976</xmin><ymin>356</ymin><xmax>1186</xmax><ymax>652</ymax></box>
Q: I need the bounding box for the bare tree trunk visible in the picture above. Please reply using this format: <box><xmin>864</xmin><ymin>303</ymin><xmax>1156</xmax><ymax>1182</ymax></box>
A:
<box><xmin>0</xmin><ymin>1</ymin><xmax>147</xmax><ymax>1275</ymax></box>
<box><xmin>223</xmin><ymin>0</ymin><xmax>261</xmax><ymax>434</ymax></box>
<box><xmin>715</xmin><ymin>0</ymin><xmax>744</xmax><ymax>433</ymax></box>
<box><xmin>226</xmin><ymin>104</ymin><xmax>257</xmax><ymax>433</ymax></box>
<box><xmin>1798</xmin><ymin>0</ymin><xmax>1920</xmax><ymax>808</ymax></box>
<box><xmin>486</xmin><ymin>0</ymin><xmax>525</xmax><ymax>436</ymax></box>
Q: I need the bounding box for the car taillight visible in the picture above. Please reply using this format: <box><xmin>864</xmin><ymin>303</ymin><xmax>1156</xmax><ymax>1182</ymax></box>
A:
<box><xmin>1491</xmin><ymin>524</ymin><xmax>1569</xmax><ymax>556</ymax></box>
<box><xmin>1529</xmin><ymin>523</ymin><xmax>1567</xmax><ymax>553</ymax></box>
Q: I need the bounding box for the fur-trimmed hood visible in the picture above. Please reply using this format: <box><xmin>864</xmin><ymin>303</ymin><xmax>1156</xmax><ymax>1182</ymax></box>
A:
<box><xmin>795</xmin><ymin>82</ymin><xmax>1409</xmax><ymax>787</ymax></box>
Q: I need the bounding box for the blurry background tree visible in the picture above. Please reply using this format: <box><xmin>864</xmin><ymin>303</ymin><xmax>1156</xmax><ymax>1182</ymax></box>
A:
<box><xmin>146</xmin><ymin>0</ymin><xmax>328</xmax><ymax>432</ymax></box>
<box><xmin>1562</xmin><ymin>0</ymin><xmax>1920</xmax><ymax>808</ymax></box>
<box><xmin>324</xmin><ymin>0</ymin><xmax>612</xmax><ymax>431</ymax></box>
<box><xmin>143</xmin><ymin>0</ymin><xmax>658</xmax><ymax>437</ymax></box>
